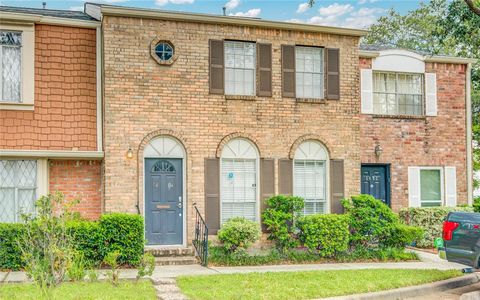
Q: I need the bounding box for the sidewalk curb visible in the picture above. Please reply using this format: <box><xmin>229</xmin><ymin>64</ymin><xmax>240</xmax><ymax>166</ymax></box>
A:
<box><xmin>322</xmin><ymin>273</ymin><xmax>480</xmax><ymax>300</ymax></box>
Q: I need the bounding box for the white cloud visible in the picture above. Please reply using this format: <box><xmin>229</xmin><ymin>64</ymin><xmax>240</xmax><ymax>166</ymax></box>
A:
<box><xmin>289</xmin><ymin>2</ymin><xmax>384</xmax><ymax>29</ymax></box>
<box><xmin>358</xmin><ymin>0</ymin><xmax>378</xmax><ymax>4</ymax></box>
<box><xmin>318</xmin><ymin>3</ymin><xmax>353</xmax><ymax>18</ymax></box>
<box><xmin>224</xmin><ymin>0</ymin><xmax>240</xmax><ymax>10</ymax></box>
<box><xmin>155</xmin><ymin>0</ymin><xmax>194</xmax><ymax>6</ymax></box>
<box><xmin>229</xmin><ymin>8</ymin><xmax>261</xmax><ymax>18</ymax></box>
<box><xmin>296</xmin><ymin>2</ymin><xmax>310</xmax><ymax>14</ymax></box>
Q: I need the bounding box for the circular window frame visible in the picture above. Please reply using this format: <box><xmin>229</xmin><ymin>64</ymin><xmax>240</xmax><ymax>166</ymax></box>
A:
<box><xmin>150</xmin><ymin>38</ymin><xmax>178</xmax><ymax>66</ymax></box>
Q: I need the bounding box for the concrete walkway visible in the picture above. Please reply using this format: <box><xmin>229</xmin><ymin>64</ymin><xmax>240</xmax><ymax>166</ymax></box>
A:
<box><xmin>0</xmin><ymin>250</ymin><xmax>466</xmax><ymax>283</ymax></box>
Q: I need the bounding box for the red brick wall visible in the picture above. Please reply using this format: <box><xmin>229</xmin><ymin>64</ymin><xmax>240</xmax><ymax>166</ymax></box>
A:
<box><xmin>49</xmin><ymin>160</ymin><xmax>102</xmax><ymax>219</ymax></box>
<box><xmin>360</xmin><ymin>58</ymin><xmax>468</xmax><ymax>210</ymax></box>
<box><xmin>0</xmin><ymin>24</ymin><xmax>97</xmax><ymax>150</ymax></box>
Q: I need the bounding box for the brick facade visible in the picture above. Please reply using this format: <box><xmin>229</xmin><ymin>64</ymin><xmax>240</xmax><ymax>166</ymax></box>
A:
<box><xmin>359</xmin><ymin>58</ymin><xmax>468</xmax><ymax>210</ymax></box>
<box><xmin>49</xmin><ymin>160</ymin><xmax>102</xmax><ymax>219</ymax></box>
<box><xmin>102</xmin><ymin>16</ymin><xmax>362</xmax><ymax>241</ymax></box>
<box><xmin>0</xmin><ymin>24</ymin><xmax>97</xmax><ymax>151</ymax></box>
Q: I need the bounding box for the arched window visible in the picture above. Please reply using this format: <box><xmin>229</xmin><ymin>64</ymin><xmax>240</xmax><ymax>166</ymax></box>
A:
<box><xmin>220</xmin><ymin>138</ymin><xmax>259</xmax><ymax>224</ymax></box>
<box><xmin>293</xmin><ymin>140</ymin><xmax>329</xmax><ymax>215</ymax></box>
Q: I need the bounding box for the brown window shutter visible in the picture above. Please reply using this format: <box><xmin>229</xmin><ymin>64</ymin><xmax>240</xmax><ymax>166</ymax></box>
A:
<box><xmin>278</xmin><ymin>159</ymin><xmax>293</xmax><ymax>195</ymax></box>
<box><xmin>204</xmin><ymin>158</ymin><xmax>220</xmax><ymax>234</ymax></box>
<box><xmin>330</xmin><ymin>159</ymin><xmax>344</xmax><ymax>214</ymax></box>
<box><xmin>326</xmin><ymin>48</ymin><xmax>340</xmax><ymax>100</ymax></box>
<box><xmin>260</xmin><ymin>158</ymin><xmax>275</xmax><ymax>232</ymax></box>
<box><xmin>257</xmin><ymin>43</ymin><xmax>272</xmax><ymax>97</ymax></box>
<box><xmin>209</xmin><ymin>40</ymin><xmax>224</xmax><ymax>94</ymax></box>
<box><xmin>281</xmin><ymin>45</ymin><xmax>295</xmax><ymax>98</ymax></box>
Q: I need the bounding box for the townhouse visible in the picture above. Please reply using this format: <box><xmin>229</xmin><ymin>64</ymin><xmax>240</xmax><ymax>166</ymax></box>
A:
<box><xmin>0</xmin><ymin>7</ymin><xmax>103</xmax><ymax>221</ymax></box>
<box><xmin>0</xmin><ymin>4</ymin><xmax>474</xmax><ymax>248</ymax></box>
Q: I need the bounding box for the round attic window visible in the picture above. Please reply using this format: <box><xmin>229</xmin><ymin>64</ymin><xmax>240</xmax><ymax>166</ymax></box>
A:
<box><xmin>155</xmin><ymin>42</ymin><xmax>174</xmax><ymax>61</ymax></box>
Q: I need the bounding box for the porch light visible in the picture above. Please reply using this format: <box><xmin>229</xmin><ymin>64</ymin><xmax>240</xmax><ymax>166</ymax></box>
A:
<box><xmin>126</xmin><ymin>148</ymin><xmax>134</xmax><ymax>159</ymax></box>
<box><xmin>374</xmin><ymin>144</ymin><xmax>383</xmax><ymax>157</ymax></box>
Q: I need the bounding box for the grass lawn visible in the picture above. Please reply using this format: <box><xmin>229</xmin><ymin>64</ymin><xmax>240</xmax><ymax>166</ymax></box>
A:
<box><xmin>177</xmin><ymin>269</ymin><xmax>462</xmax><ymax>300</ymax></box>
<box><xmin>0</xmin><ymin>280</ymin><xmax>157</xmax><ymax>300</ymax></box>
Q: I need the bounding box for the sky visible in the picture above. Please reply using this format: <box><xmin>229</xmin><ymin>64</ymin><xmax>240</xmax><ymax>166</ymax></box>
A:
<box><xmin>0</xmin><ymin>0</ymin><xmax>427</xmax><ymax>29</ymax></box>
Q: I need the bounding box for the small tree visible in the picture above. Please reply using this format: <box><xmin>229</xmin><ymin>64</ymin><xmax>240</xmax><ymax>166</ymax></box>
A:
<box><xmin>18</xmin><ymin>192</ymin><xmax>77</xmax><ymax>296</ymax></box>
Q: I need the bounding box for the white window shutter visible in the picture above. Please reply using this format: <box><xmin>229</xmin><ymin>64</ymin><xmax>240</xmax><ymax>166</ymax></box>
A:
<box><xmin>425</xmin><ymin>73</ymin><xmax>437</xmax><ymax>116</ymax></box>
<box><xmin>361</xmin><ymin>69</ymin><xmax>373</xmax><ymax>114</ymax></box>
<box><xmin>444</xmin><ymin>166</ymin><xmax>457</xmax><ymax>207</ymax></box>
<box><xmin>408</xmin><ymin>167</ymin><xmax>421</xmax><ymax>207</ymax></box>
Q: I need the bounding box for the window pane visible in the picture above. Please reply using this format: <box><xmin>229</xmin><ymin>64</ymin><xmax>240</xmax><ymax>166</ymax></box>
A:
<box><xmin>295</xmin><ymin>47</ymin><xmax>324</xmax><ymax>99</ymax></box>
<box><xmin>294</xmin><ymin>160</ymin><xmax>327</xmax><ymax>215</ymax></box>
<box><xmin>420</xmin><ymin>169</ymin><xmax>441</xmax><ymax>205</ymax></box>
<box><xmin>224</xmin><ymin>41</ymin><xmax>255</xmax><ymax>96</ymax></box>
<box><xmin>0</xmin><ymin>160</ymin><xmax>37</xmax><ymax>223</ymax></box>
<box><xmin>2</xmin><ymin>45</ymin><xmax>22</xmax><ymax>102</ymax></box>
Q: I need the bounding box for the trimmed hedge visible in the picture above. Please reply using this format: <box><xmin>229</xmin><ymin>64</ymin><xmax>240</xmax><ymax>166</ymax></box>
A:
<box><xmin>298</xmin><ymin>214</ymin><xmax>349</xmax><ymax>257</ymax></box>
<box><xmin>399</xmin><ymin>206</ymin><xmax>474</xmax><ymax>248</ymax></box>
<box><xmin>0</xmin><ymin>223</ymin><xmax>25</xmax><ymax>270</ymax></box>
<box><xmin>0</xmin><ymin>213</ymin><xmax>144</xmax><ymax>271</ymax></box>
<box><xmin>218</xmin><ymin>217</ymin><xmax>261</xmax><ymax>253</ymax></box>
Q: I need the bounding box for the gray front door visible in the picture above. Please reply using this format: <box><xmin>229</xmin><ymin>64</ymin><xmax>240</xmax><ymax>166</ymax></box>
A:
<box><xmin>361</xmin><ymin>164</ymin><xmax>390</xmax><ymax>206</ymax></box>
<box><xmin>145</xmin><ymin>158</ymin><xmax>183</xmax><ymax>245</ymax></box>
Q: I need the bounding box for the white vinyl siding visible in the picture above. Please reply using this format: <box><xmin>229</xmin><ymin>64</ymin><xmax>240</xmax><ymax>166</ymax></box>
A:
<box><xmin>373</xmin><ymin>72</ymin><xmax>423</xmax><ymax>116</ymax></box>
<box><xmin>0</xmin><ymin>31</ymin><xmax>22</xmax><ymax>103</ymax></box>
<box><xmin>0</xmin><ymin>160</ymin><xmax>37</xmax><ymax>223</ymax></box>
<box><xmin>224</xmin><ymin>41</ymin><xmax>256</xmax><ymax>96</ymax></box>
<box><xmin>294</xmin><ymin>160</ymin><xmax>327</xmax><ymax>215</ymax></box>
<box><xmin>295</xmin><ymin>46</ymin><xmax>324</xmax><ymax>99</ymax></box>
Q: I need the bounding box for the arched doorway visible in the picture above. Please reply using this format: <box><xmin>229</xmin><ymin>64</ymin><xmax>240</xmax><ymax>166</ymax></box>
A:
<box><xmin>144</xmin><ymin>136</ymin><xmax>186</xmax><ymax>245</ymax></box>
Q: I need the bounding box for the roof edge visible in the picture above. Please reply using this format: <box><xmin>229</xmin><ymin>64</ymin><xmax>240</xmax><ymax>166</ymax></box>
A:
<box><xmin>359</xmin><ymin>50</ymin><xmax>476</xmax><ymax>65</ymax></box>
<box><xmin>98</xmin><ymin>4</ymin><xmax>367</xmax><ymax>37</ymax></box>
<box><xmin>0</xmin><ymin>11</ymin><xmax>100</xmax><ymax>28</ymax></box>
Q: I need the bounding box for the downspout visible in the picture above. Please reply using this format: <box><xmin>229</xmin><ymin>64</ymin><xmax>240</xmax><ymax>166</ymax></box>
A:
<box><xmin>95</xmin><ymin>24</ymin><xmax>106</xmax><ymax>213</ymax></box>
<box><xmin>466</xmin><ymin>63</ymin><xmax>473</xmax><ymax>205</ymax></box>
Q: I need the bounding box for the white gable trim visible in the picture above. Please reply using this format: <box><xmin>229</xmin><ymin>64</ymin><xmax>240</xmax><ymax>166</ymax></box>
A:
<box><xmin>372</xmin><ymin>50</ymin><xmax>425</xmax><ymax>73</ymax></box>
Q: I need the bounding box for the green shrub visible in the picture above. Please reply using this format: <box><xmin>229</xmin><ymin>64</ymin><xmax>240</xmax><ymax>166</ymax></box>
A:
<box><xmin>342</xmin><ymin>194</ymin><xmax>399</xmax><ymax>248</ymax></box>
<box><xmin>474</xmin><ymin>197</ymin><xmax>480</xmax><ymax>213</ymax></box>
<box><xmin>218</xmin><ymin>217</ymin><xmax>260</xmax><ymax>252</ymax></box>
<box><xmin>262</xmin><ymin>195</ymin><xmax>304</xmax><ymax>252</ymax></box>
<box><xmin>99</xmin><ymin>213</ymin><xmax>144</xmax><ymax>266</ymax></box>
<box><xmin>399</xmin><ymin>206</ymin><xmax>474</xmax><ymax>248</ymax></box>
<box><xmin>0</xmin><ymin>223</ymin><xmax>25</xmax><ymax>270</ymax></box>
<box><xmin>297</xmin><ymin>214</ymin><xmax>349</xmax><ymax>257</ymax></box>
<box><xmin>0</xmin><ymin>213</ymin><xmax>144</xmax><ymax>271</ymax></box>
<box><xmin>67</xmin><ymin>220</ymin><xmax>103</xmax><ymax>266</ymax></box>
<box><xmin>384</xmin><ymin>224</ymin><xmax>424</xmax><ymax>248</ymax></box>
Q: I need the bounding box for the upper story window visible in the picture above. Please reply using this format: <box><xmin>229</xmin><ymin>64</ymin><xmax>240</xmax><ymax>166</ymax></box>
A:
<box><xmin>295</xmin><ymin>46</ymin><xmax>324</xmax><ymax>99</ymax></box>
<box><xmin>154</xmin><ymin>42</ymin><xmax>174</xmax><ymax>62</ymax></box>
<box><xmin>372</xmin><ymin>72</ymin><xmax>423</xmax><ymax>116</ymax></box>
<box><xmin>224</xmin><ymin>41</ymin><xmax>256</xmax><ymax>96</ymax></box>
<box><xmin>0</xmin><ymin>31</ymin><xmax>22</xmax><ymax>103</ymax></box>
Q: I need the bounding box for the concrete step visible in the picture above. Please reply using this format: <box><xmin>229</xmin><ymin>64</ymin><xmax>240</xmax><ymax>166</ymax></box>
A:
<box><xmin>154</xmin><ymin>256</ymin><xmax>198</xmax><ymax>266</ymax></box>
<box><xmin>145</xmin><ymin>247</ymin><xmax>195</xmax><ymax>257</ymax></box>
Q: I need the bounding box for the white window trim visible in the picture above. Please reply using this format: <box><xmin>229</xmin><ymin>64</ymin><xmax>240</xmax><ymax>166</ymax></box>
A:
<box><xmin>0</xmin><ymin>158</ymin><xmax>48</xmax><ymax>223</ymax></box>
<box><xmin>295</xmin><ymin>46</ymin><xmax>325</xmax><ymax>99</ymax></box>
<box><xmin>219</xmin><ymin>138</ymin><xmax>260</xmax><ymax>224</ymax></box>
<box><xmin>224</xmin><ymin>41</ymin><xmax>256</xmax><ymax>96</ymax></box>
<box><xmin>418</xmin><ymin>166</ymin><xmax>444</xmax><ymax>207</ymax></box>
<box><xmin>372</xmin><ymin>71</ymin><xmax>425</xmax><ymax>116</ymax></box>
<box><xmin>0</xmin><ymin>24</ymin><xmax>35</xmax><ymax>111</ymax></box>
<box><xmin>293</xmin><ymin>140</ymin><xmax>330</xmax><ymax>214</ymax></box>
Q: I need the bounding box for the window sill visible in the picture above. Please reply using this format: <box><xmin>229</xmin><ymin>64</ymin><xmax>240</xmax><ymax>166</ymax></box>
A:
<box><xmin>225</xmin><ymin>95</ymin><xmax>257</xmax><ymax>101</ymax></box>
<box><xmin>0</xmin><ymin>102</ymin><xmax>34</xmax><ymax>111</ymax></box>
<box><xmin>370</xmin><ymin>114</ymin><xmax>426</xmax><ymax>120</ymax></box>
<box><xmin>296</xmin><ymin>98</ymin><xmax>327</xmax><ymax>104</ymax></box>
